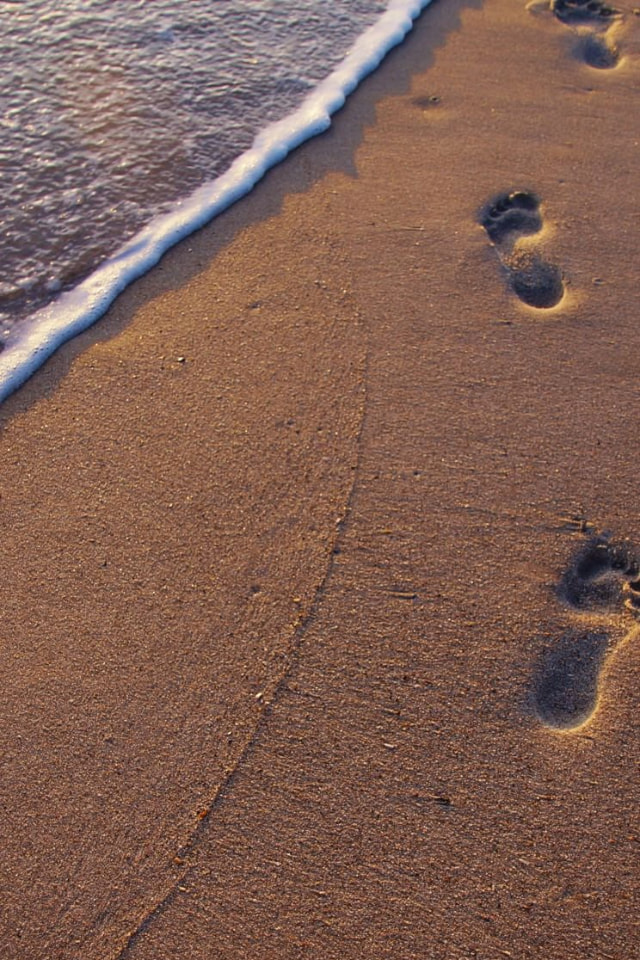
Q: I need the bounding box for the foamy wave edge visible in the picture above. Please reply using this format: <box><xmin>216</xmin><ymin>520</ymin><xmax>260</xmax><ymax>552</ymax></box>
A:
<box><xmin>0</xmin><ymin>0</ymin><xmax>432</xmax><ymax>403</ymax></box>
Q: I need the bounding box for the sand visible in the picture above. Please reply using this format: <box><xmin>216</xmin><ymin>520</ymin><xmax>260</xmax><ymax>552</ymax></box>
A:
<box><xmin>1</xmin><ymin>0</ymin><xmax>639</xmax><ymax>957</ymax></box>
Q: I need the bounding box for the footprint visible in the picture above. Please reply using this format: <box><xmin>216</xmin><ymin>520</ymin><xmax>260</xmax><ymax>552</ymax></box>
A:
<box><xmin>532</xmin><ymin>0</ymin><xmax>624</xmax><ymax>69</ymax></box>
<box><xmin>479</xmin><ymin>191</ymin><xmax>564</xmax><ymax>309</ymax></box>
<box><xmin>534</xmin><ymin>532</ymin><xmax>640</xmax><ymax>731</ymax></box>
<box><xmin>534</xmin><ymin>629</ymin><xmax>609</xmax><ymax>729</ymax></box>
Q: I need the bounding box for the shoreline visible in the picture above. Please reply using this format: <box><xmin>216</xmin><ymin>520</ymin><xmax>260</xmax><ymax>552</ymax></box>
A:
<box><xmin>0</xmin><ymin>0</ymin><xmax>432</xmax><ymax>406</ymax></box>
<box><xmin>1</xmin><ymin>1</ymin><xmax>640</xmax><ymax>957</ymax></box>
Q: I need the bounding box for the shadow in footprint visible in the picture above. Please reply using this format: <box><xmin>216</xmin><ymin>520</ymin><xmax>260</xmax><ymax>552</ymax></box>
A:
<box><xmin>481</xmin><ymin>191</ymin><xmax>542</xmax><ymax>244</ymax></box>
<box><xmin>552</xmin><ymin>0</ymin><xmax>619</xmax><ymax>27</ymax></box>
<box><xmin>558</xmin><ymin>536</ymin><xmax>640</xmax><ymax>611</ymax></box>
<box><xmin>507</xmin><ymin>252</ymin><xmax>565</xmax><ymax>309</ymax></box>
<box><xmin>479</xmin><ymin>191</ymin><xmax>564</xmax><ymax>309</ymax></box>
<box><xmin>577</xmin><ymin>31</ymin><xmax>620</xmax><ymax>67</ymax></box>
<box><xmin>534</xmin><ymin>630</ymin><xmax>609</xmax><ymax>729</ymax></box>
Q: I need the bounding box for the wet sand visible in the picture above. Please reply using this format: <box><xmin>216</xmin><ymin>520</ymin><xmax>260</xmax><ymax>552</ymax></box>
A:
<box><xmin>1</xmin><ymin>1</ymin><xmax>639</xmax><ymax>957</ymax></box>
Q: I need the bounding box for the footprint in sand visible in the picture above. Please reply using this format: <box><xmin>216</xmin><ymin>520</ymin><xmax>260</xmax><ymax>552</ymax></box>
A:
<box><xmin>534</xmin><ymin>534</ymin><xmax>640</xmax><ymax>730</ymax></box>
<box><xmin>479</xmin><ymin>191</ymin><xmax>564</xmax><ymax>309</ymax></box>
<box><xmin>530</xmin><ymin>0</ymin><xmax>624</xmax><ymax>69</ymax></box>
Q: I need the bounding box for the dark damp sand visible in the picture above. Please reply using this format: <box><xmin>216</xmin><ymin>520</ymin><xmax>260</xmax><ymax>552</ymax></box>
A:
<box><xmin>1</xmin><ymin>1</ymin><xmax>640</xmax><ymax>957</ymax></box>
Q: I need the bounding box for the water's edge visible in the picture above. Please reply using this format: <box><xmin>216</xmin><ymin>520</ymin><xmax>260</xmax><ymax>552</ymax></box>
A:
<box><xmin>0</xmin><ymin>0</ymin><xmax>432</xmax><ymax>404</ymax></box>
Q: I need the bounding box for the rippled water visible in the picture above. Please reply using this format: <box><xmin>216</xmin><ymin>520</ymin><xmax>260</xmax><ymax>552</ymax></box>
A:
<box><xmin>1</xmin><ymin>0</ymin><xmax>386</xmax><ymax>330</ymax></box>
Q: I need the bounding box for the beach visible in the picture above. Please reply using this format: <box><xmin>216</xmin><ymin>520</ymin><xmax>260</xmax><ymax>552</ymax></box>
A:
<box><xmin>1</xmin><ymin>0</ymin><xmax>639</xmax><ymax>956</ymax></box>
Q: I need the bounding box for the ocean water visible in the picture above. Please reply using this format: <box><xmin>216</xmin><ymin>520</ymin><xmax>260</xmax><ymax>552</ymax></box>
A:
<box><xmin>2</xmin><ymin>0</ymin><xmax>387</xmax><ymax>328</ymax></box>
<box><xmin>0</xmin><ymin>0</ymin><xmax>431</xmax><ymax>399</ymax></box>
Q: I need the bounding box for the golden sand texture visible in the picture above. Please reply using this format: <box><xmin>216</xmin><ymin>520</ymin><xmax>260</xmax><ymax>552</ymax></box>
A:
<box><xmin>1</xmin><ymin>0</ymin><xmax>639</xmax><ymax>957</ymax></box>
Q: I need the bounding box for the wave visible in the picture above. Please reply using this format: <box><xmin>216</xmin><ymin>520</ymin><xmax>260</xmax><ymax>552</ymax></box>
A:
<box><xmin>0</xmin><ymin>0</ymin><xmax>432</xmax><ymax>403</ymax></box>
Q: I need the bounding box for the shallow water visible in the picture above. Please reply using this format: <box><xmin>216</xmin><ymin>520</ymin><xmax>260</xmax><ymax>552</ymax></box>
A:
<box><xmin>1</xmin><ymin>0</ymin><xmax>386</xmax><ymax>331</ymax></box>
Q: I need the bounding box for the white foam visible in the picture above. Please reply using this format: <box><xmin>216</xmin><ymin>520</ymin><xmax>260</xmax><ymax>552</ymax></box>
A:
<box><xmin>0</xmin><ymin>0</ymin><xmax>432</xmax><ymax>403</ymax></box>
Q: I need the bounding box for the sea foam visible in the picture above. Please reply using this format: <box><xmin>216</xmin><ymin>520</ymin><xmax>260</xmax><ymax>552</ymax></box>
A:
<box><xmin>0</xmin><ymin>0</ymin><xmax>432</xmax><ymax>403</ymax></box>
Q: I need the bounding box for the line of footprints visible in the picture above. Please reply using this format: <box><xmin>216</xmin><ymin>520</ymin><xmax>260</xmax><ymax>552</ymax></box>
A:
<box><xmin>478</xmin><ymin>0</ymin><xmax>633</xmax><ymax>310</ymax></box>
<box><xmin>526</xmin><ymin>0</ymin><xmax>636</xmax><ymax>729</ymax></box>
<box><xmin>534</xmin><ymin>533</ymin><xmax>640</xmax><ymax>731</ymax></box>
<box><xmin>477</xmin><ymin>2</ymin><xmax>637</xmax><ymax>731</ymax></box>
